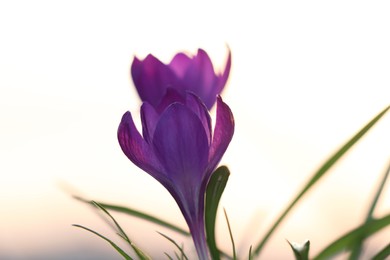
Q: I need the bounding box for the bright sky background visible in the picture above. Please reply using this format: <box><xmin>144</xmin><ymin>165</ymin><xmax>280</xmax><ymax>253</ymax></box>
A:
<box><xmin>0</xmin><ymin>1</ymin><xmax>389</xmax><ymax>259</ymax></box>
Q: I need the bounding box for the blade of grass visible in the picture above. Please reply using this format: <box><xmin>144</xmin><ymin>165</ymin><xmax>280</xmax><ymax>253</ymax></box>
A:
<box><xmin>157</xmin><ymin>232</ymin><xmax>189</xmax><ymax>260</ymax></box>
<box><xmin>348</xmin><ymin>160</ymin><xmax>390</xmax><ymax>260</ymax></box>
<box><xmin>372</xmin><ymin>242</ymin><xmax>390</xmax><ymax>260</ymax></box>
<box><xmin>174</xmin><ymin>251</ymin><xmax>181</xmax><ymax>260</ymax></box>
<box><xmin>164</xmin><ymin>252</ymin><xmax>174</xmax><ymax>260</ymax></box>
<box><xmin>91</xmin><ymin>201</ymin><xmax>151</xmax><ymax>260</ymax></box>
<box><xmin>224</xmin><ymin>208</ymin><xmax>237</xmax><ymax>260</ymax></box>
<box><xmin>313</xmin><ymin>213</ymin><xmax>390</xmax><ymax>259</ymax></box>
<box><xmin>205</xmin><ymin>166</ymin><xmax>230</xmax><ymax>260</ymax></box>
<box><xmin>74</xmin><ymin>196</ymin><xmax>189</xmax><ymax>236</ymax></box>
<box><xmin>73</xmin><ymin>224</ymin><xmax>133</xmax><ymax>260</ymax></box>
<box><xmin>252</xmin><ymin>105</ymin><xmax>390</xmax><ymax>257</ymax></box>
<box><xmin>92</xmin><ymin>201</ymin><xmax>129</xmax><ymax>241</ymax></box>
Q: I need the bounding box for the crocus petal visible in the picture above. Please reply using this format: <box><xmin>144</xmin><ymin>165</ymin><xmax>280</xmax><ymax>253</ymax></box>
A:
<box><xmin>216</xmin><ymin>49</ymin><xmax>232</xmax><ymax>97</ymax></box>
<box><xmin>169</xmin><ymin>52</ymin><xmax>192</xmax><ymax>78</ymax></box>
<box><xmin>150</xmin><ymin>102</ymin><xmax>211</xmax><ymax>259</ymax></box>
<box><xmin>202</xmin><ymin>49</ymin><xmax>232</xmax><ymax>110</ymax></box>
<box><xmin>181</xmin><ymin>49</ymin><xmax>216</xmax><ymax>108</ymax></box>
<box><xmin>156</xmin><ymin>87</ymin><xmax>185</xmax><ymax>113</ymax></box>
<box><xmin>185</xmin><ymin>93</ymin><xmax>212</xmax><ymax>145</ymax></box>
<box><xmin>152</xmin><ymin>103</ymin><xmax>209</xmax><ymax>184</ymax></box>
<box><xmin>118</xmin><ymin>111</ymin><xmax>168</xmax><ymax>185</ymax></box>
<box><xmin>131</xmin><ymin>55</ymin><xmax>178</xmax><ymax>108</ymax></box>
<box><xmin>208</xmin><ymin>96</ymin><xmax>235</xmax><ymax>175</ymax></box>
<box><xmin>140</xmin><ymin>102</ymin><xmax>159</xmax><ymax>143</ymax></box>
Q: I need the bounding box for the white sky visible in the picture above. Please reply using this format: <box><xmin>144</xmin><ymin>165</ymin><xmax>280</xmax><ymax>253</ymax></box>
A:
<box><xmin>0</xmin><ymin>1</ymin><xmax>389</xmax><ymax>259</ymax></box>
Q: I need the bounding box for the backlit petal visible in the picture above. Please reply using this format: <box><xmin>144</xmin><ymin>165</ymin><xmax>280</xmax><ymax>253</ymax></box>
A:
<box><xmin>181</xmin><ymin>49</ymin><xmax>216</xmax><ymax>108</ymax></box>
<box><xmin>131</xmin><ymin>55</ymin><xmax>178</xmax><ymax>107</ymax></box>
<box><xmin>140</xmin><ymin>102</ymin><xmax>159</xmax><ymax>143</ymax></box>
<box><xmin>185</xmin><ymin>93</ymin><xmax>212</xmax><ymax>144</ymax></box>
<box><xmin>118</xmin><ymin>111</ymin><xmax>167</xmax><ymax>184</ymax></box>
<box><xmin>216</xmin><ymin>49</ymin><xmax>232</xmax><ymax>99</ymax></box>
<box><xmin>208</xmin><ymin>96</ymin><xmax>235</xmax><ymax>174</ymax></box>
<box><xmin>156</xmin><ymin>88</ymin><xmax>185</xmax><ymax>113</ymax></box>
<box><xmin>152</xmin><ymin>103</ymin><xmax>209</xmax><ymax>184</ymax></box>
<box><xmin>169</xmin><ymin>52</ymin><xmax>192</xmax><ymax>78</ymax></box>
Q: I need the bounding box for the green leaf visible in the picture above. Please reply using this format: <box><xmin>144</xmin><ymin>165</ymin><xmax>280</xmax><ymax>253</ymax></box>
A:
<box><xmin>157</xmin><ymin>232</ymin><xmax>188</xmax><ymax>260</ymax></box>
<box><xmin>91</xmin><ymin>201</ymin><xmax>151</xmax><ymax>260</ymax></box>
<box><xmin>74</xmin><ymin>196</ymin><xmax>189</xmax><ymax>236</ymax></box>
<box><xmin>164</xmin><ymin>252</ymin><xmax>173</xmax><ymax>260</ymax></box>
<box><xmin>91</xmin><ymin>201</ymin><xmax>130</xmax><ymax>242</ymax></box>
<box><xmin>224</xmin><ymin>208</ymin><xmax>237</xmax><ymax>260</ymax></box>
<box><xmin>248</xmin><ymin>246</ymin><xmax>253</xmax><ymax>260</ymax></box>
<box><xmin>164</xmin><ymin>252</ymin><xmax>174</xmax><ymax>260</ymax></box>
<box><xmin>252</xmin><ymin>105</ymin><xmax>390</xmax><ymax>257</ymax></box>
<box><xmin>287</xmin><ymin>239</ymin><xmax>310</xmax><ymax>260</ymax></box>
<box><xmin>372</xmin><ymin>242</ymin><xmax>390</xmax><ymax>260</ymax></box>
<box><xmin>72</xmin><ymin>224</ymin><xmax>133</xmax><ymax>260</ymax></box>
<box><xmin>314</xmin><ymin>213</ymin><xmax>390</xmax><ymax>260</ymax></box>
<box><xmin>348</xmin><ymin>161</ymin><xmax>390</xmax><ymax>260</ymax></box>
<box><xmin>205</xmin><ymin>166</ymin><xmax>230</xmax><ymax>260</ymax></box>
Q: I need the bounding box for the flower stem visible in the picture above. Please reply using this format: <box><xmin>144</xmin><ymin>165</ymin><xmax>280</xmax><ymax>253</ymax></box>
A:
<box><xmin>189</xmin><ymin>216</ymin><xmax>210</xmax><ymax>260</ymax></box>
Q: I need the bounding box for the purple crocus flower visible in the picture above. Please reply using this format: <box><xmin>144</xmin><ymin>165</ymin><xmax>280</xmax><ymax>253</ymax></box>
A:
<box><xmin>118</xmin><ymin>91</ymin><xmax>234</xmax><ymax>259</ymax></box>
<box><xmin>131</xmin><ymin>49</ymin><xmax>231</xmax><ymax>111</ymax></box>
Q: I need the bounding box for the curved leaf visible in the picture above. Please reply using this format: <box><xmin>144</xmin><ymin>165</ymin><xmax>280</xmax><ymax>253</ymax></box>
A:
<box><xmin>205</xmin><ymin>166</ymin><xmax>230</xmax><ymax>259</ymax></box>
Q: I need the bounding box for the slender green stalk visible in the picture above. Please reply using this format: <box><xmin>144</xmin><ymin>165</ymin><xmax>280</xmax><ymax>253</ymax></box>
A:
<box><xmin>348</xmin><ymin>161</ymin><xmax>390</xmax><ymax>260</ymax></box>
<box><xmin>74</xmin><ymin>196</ymin><xmax>189</xmax><ymax>236</ymax></box>
<box><xmin>252</xmin><ymin>105</ymin><xmax>390</xmax><ymax>257</ymax></box>
<box><xmin>73</xmin><ymin>224</ymin><xmax>133</xmax><ymax>260</ymax></box>
<box><xmin>157</xmin><ymin>232</ymin><xmax>189</xmax><ymax>260</ymax></box>
<box><xmin>224</xmin><ymin>208</ymin><xmax>236</xmax><ymax>260</ymax></box>
<box><xmin>89</xmin><ymin>201</ymin><xmax>151</xmax><ymax>259</ymax></box>
<box><xmin>314</xmin><ymin>213</ymin><xmax>390</xmax><ymax>259</ymax></box>
<box><xmin>372</xmin><ymin>242</ymin><xmax>390</xmax><ymax>260</ymax></box>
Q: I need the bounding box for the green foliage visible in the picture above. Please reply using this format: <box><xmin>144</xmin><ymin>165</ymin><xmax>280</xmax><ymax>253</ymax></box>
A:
<box><xmin>164</xmin><ymin>252</ymin><xmax>174</xmax><ymax>260</ymax></box>
<box><xmin>205</xmin><ymin>166</ymin><xmax>230</xmax><ymax>259</ymax></box>
<box><xmin>157</xmin><ymin>232</ymin><xmax>188</xmax><ymax>260</ymax></box>
<box><xmin>73</xmin><ymin>201</ymin><xmax>150</xmax><ymax>260</ymax></box>
<box><xmin>74</xmin><ymin>196</ymin><xmax>189</xmax><ymax>236</ymax></box>
<box><xmin>73</xmin><ymin>224</ymin><xmax>133</xmax><ymax>260</ymax></box>
<box><xmin>348</xmin><ymin>162</ymin><xmax>390</xmax><ymax>260</ymax></box>
<box><xmin>314</xmin><ymin>213</ymin><xmax>390</xmax><ymax>259</ymax></box>
<box><xmin>248</xmin><ymin>246</ymin><xmax>253</xmax><ymax>260</ymax></box>
<box><xmin>372</xmin><ymin>243</ymin><xmax>390</xmax><ymax>260</ymax></box>
<box><xmin>252</xmin><ymin>105</ymin><xmax>390</xmax><ymax>257</ymax></box>
<box><xmin>224</xmin><ymin>208</ymin><xmax>237</xmax><ymax>260</ymax></box>
<box><xmin>287</xmin><ymin>240</ymin><xmax>310</xmax><ymax>260</ymax></box>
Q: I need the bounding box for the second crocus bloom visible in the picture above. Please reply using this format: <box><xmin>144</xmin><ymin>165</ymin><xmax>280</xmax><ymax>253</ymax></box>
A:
<box><xmin>131</xmin><ymin>48</ymin><xmax>231</xmax><ymax>112</ymax></box>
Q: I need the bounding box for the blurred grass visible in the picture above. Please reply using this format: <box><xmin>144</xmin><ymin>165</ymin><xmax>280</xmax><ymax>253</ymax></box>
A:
<box><xmin>73</xmin><ymin>201</ymin><xmax>151</xmax><ymax>260</ymax></box>
<box><xmin>348</xmin><ymin>161</ymin><xmax>390</xmax><ymax>259</ymax></box>
<box><xmin>313</xmin><ymin>212</ymin><xmax>390</xmax><ymax>259</ymax></box>
<box><xmin>252</xmin><ymin>105</ymin><xmax>390</xmax><ymax>257</ymax></box>
<box><xmin>74</xmin><ymin>196</ymin><xmax>190</xmax><ymax>236</ymax></box>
